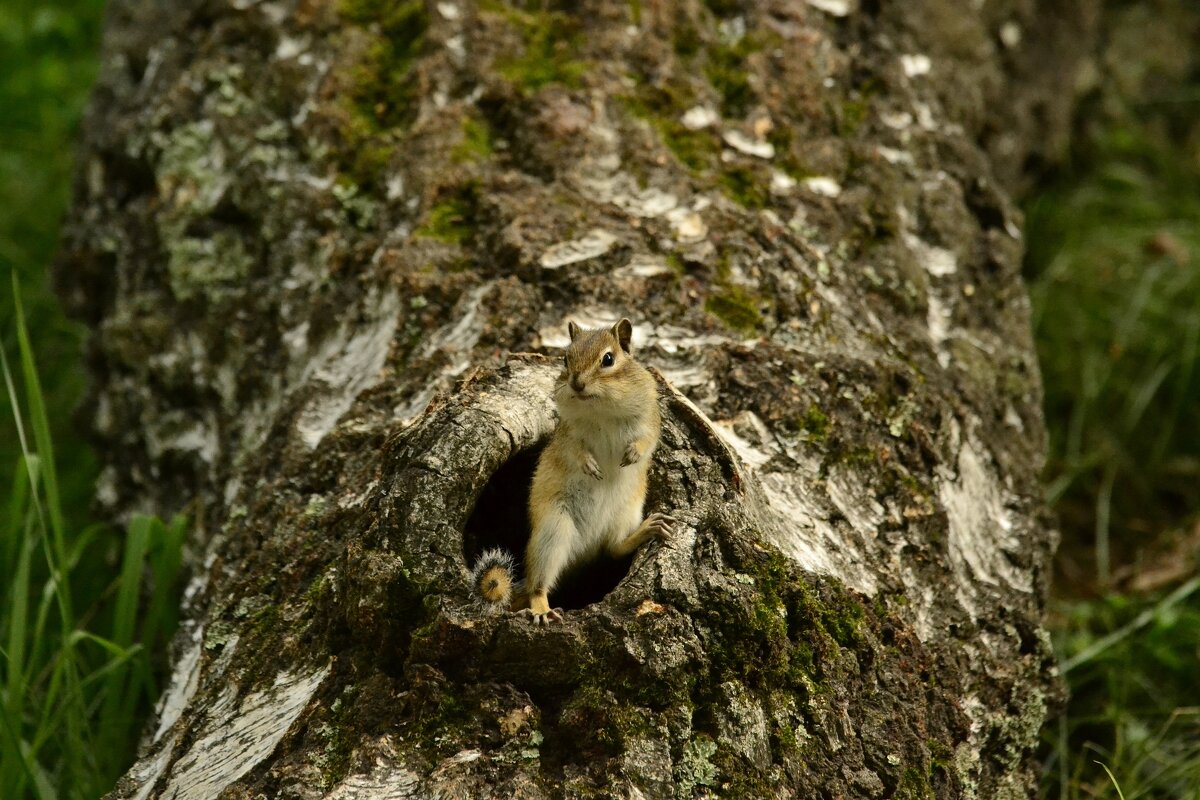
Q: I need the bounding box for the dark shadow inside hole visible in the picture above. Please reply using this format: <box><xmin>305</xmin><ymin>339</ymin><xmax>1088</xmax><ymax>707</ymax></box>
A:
<box><xmin>463</xmin><ymin>444</ymin><xmax>634</xmax><ymax>612</ymax></box>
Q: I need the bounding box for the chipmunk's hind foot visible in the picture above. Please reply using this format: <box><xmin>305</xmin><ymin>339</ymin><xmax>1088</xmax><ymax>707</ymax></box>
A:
<box><xmin>518</xmin><ymin>606</ymin><xmax>564</xmax><ymax>625</ymax></box>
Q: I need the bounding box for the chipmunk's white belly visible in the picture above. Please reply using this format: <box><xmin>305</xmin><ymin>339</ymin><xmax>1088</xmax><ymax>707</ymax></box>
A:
<box><xmin>563</xmin><ymin>458</ymin><xmax>642</xmax><ymax>560</ymax></box>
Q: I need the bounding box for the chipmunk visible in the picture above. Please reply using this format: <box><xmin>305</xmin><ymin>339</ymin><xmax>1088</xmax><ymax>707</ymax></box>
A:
<box><xmin>471</xmin><ymin>318</ymin><xmax>674</xmax><ymax>624</ymax></box>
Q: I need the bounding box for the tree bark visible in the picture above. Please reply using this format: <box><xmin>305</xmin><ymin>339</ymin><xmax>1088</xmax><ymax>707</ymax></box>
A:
<box><xmin>59</xmin><ymin>0</ymin><xmax>1095</xmax><ymax>797</ymax></box>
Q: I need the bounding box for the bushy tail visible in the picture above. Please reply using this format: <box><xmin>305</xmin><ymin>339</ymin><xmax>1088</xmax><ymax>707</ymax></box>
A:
<box><xmin>471</xmin><ymin>548</ymin><xmax>516</xmax><ymax>610</ymax></box>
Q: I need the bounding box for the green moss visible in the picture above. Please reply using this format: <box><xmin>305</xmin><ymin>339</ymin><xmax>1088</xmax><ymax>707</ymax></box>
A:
<box><xmin>664</xmin><ymin>127</ymin><xmax>720</xmax><ymax>171</ymax></box>
<box><xmin>703</xmin><ymin>0</ymin><xmax>743</xmax><ymax>16</ymax></box>
<box><xmin>799</xmin><ymin>403</ymin><xmax>830</xmax><ymax>440</ymax></box>
<box><xmin>391</xmin><ymin>675</ymin><xmax>480</xmax><ymax>760</ymax></box>
<box><xmin>838</xmin><ymin>98</ymin><xmax>869</xmax><ymax>137</ymax></box>
<box><xmin>303</xmin><ymin>567</ymin><xmax>336</xmax><ymax>607</ymax></box>
<box><xmin>837</xmin><ymin>80</ymin><xmax>881</xmax><ymax>138</ymax></box>
<box><xmin>768</xmin><ymin>126</ymin><xmax>810</xmax><ymax>180</ymax></box>
<box><xmin>714</xmin><ymin>248</ymin><xmax>733</xmax><ymax>281</ymax></box>
<box><xmin>488</xmin><ymin>4</ymin><xmax>586</xmax><ymax>91</ymax></box>
<box><xmin>453</xmin><ymin>114</ymin><xmax>494</xmax><ymax>162</ymax></box>
<box><xmin>415</xmin><ymin>183</ymin><xmax>479</xmax><ymax>243</ymax></box>
<box><xmin>705</xmin><ymin>285</ymin><xmax>765</xmax><ymax>334</ymax></box>
<box><xmin>347</xmin><ymin>140</ymin><xmax>394</xmax><ymax>187</ymax></box>
<box><xmin>335</xmin><ymin>0</ymin><xmax>428</xmax><ymax>188</ymax></box>
<box><xmin>773</xmin><ymin>718</ymin><xmax>798</xmax><ymax>749</ymax></box>
<box><xmin>896</xmin><ymin>765</ymin><xmax>934</xmax><ymax>799</ymax></box>
<box><xmin>815</xmin><ymin>591</ymin><xmax>865</xmax><ymax>649</ymax></box>
<box><xmin>526</xmin><ymin>534</ymin><xmax>892</xmax><ymax>790</ymax></box>
<box><xmin>664</xmin><ymin>131</ymin><xmax>719</xmax><ymax>172</ymax></box>
<box><xmin>673</xmin><ymin>20</ymin><xmax>702</xmax><ymax>58</ymax></box>
<box><xmin>620</xmin><ymin>658</ymin><xmax>698</xmax><ymax>715</ymax></box>
<box><xmin>341</xmin><ymin>0</ymin><xmax>427</xmax><ymax>129</ymax></box>
<box><xmin>702</xmin><ymin>571</ymin><xmax>797</xmax><ymax>691</ymax></box>
<box><xmin>251</xmin><ymin>603</ymin><xmax>282</xmax><ymax>638</ymax></box>
<box><xmin>231</xmin><ymin>598</ymin><xmax>299</xmax><ymax>691</ymax></box>
<box><xmin>706</xmin><ymin>545</ymin><xmax>873</xmax><ymax>697</ymax></box>
<box><xmin>314</xmin><ymin>686</ymin><xmax>359</xmax><ymax>786</ymax></box>
<box><xmin>623</xmin><ymin>89</ymin><xmax>721</xmax><ymax>172</ymax></box>
<box><xmin>627</xmin><ymin>0</ymin><xmax>642</xmax><ymax>25</ymax></box>
<box><xmin>928</xmin><ymin>738</ymin><xmax>952</xmax><ymax>775</ymax></box>
<box><xmin>561</xmin><ymin>684</ymin><xmax>653</xmax><ymax>751</ymax></box>
<box><xmin>719</xmin><ymin>166</ymin><xmax>769</xmax><ymax>209</ymax></box>
<box><xmin>710</xmin><ymin>745</ymin><xmax>780</xmax><ymax>797</ymax></box>
<box><xmin>789</xmin><ymin>640</ymin><xmax>815</xmax><ymax>678</ymax></box>
<box><xmin>706</xmin><ymin>36</ymin><xmax>757</xmax><ymax>118</ymax></box>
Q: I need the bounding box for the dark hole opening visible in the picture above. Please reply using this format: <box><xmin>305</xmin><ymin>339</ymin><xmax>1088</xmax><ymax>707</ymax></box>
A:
<box><xmin>463</xmin><ymin>444</ymin><xmax>634</xmax><ymax>612</ymax></box>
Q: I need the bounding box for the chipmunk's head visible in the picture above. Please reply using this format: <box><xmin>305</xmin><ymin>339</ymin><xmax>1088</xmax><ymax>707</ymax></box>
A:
<box><xmin>556</xmin><ymin>318</ymin><xmax>639</xmax><ymax>409</ymax></box>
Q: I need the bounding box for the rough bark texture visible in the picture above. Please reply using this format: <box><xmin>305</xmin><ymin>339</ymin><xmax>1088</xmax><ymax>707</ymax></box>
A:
<box><xmin>58</xmin><ymin>0</ymin><xmax>1096</xmax><ymax>797</ymax></box>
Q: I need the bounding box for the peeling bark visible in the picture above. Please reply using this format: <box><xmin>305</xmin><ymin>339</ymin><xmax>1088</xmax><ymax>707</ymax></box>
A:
<box><xmin>60</xmin><ymin>0</ymin><xmax>1096</xmax><ymax>797</ymax></box>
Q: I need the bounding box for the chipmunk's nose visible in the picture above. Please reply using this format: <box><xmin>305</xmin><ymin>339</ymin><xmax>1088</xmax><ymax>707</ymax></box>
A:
<box><xmin>571</xmin><ymin>377</ymin><xmax>586</xmax><ymax>393</ymax></box>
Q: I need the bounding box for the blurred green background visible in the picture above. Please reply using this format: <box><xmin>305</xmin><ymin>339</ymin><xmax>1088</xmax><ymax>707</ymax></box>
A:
<box><xmin>0</xmin><ymin>0</ymin><xmax>101</xmax><ymax>527</ymax></box>
<box><xmin>1</xmin><ymin>0</ymin><xmax>1198</xmax><ymax>797</ymax></box>
<box><xmin>2</xmin><ymin>1</ymin><xmax>186</xmax><ymax>797</ymax></box>
<box><xmin>1025</xmin><ymin>3</ymin><xmax>1200</xmax><ymax>790</ymax></box>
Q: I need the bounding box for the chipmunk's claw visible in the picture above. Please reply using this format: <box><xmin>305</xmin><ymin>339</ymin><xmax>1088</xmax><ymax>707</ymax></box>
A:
<box><xmin>519</xmin><ymin>607</ymin><xmax>564</xmax><ymax>626</ymax></box>
<box><xmin>583</xmin><ymin>453</ymin><xmax>603</xmax><ymax>480</ymax></box>
<box><xmin>644</xmin><ymin>512</ymin><xmax>676</xmax><ymax>541</ymax></box>
<box><xmin>621</xmin><ymin>442</ymin><xmax>641</xmax><ymax>467</ymax></box>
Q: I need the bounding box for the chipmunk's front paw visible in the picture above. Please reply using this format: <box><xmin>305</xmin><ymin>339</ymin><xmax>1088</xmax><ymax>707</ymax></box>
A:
<box><xmin>621</xmin><ymin>442</ymin><xmax>642</xmax><ymax>467</ymax></box>
<box><xmin>643</xmin><ymin>512</ymin><xmax>676</xmax><ymax>541</ymax></box>
<box><xmin>518</xmin><ymin>607</ymin><xmax>564</xmax><ymax>626</ymax></box>
<box><xmin>583</xmin><ymin>453</ymin><xmax>603</xmax><ymax>480</ymax></box>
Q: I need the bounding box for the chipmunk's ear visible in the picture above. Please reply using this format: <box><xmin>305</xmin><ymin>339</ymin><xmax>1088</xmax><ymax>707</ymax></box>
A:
<box><xmin>567</xmin><ymin>321</ymin><xmax>581</xmax><ymax>342</ymax></box>
<box><xmin>613</xmin><ymin>318</ymin><xmax>633</xmax><ymax>353</ymax></box>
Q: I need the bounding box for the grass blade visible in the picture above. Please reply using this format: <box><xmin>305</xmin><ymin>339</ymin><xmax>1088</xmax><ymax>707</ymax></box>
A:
<box><xmin>1061</xmin><ymin>576</ymin><xmax>1200</xmax><ymax>674</ymax></box>
<box><xmin>4</xmin><ymin>534</ymin><xmax>35</xmax><ymax>720</ymax></box>
<box><xmin>0</xmin><ymin>705</ymin><xmax>54</xmax><ymax>800</ymax></box>
<box><xmin>1096</xmin><ymin>761</ymin><xmax>1126</xmax><ymax>800</ymax></box>
<box><xmin>3</xmin><ymin>453</ymin><xmax>30</xmax><ymax>573</ymax></box>
<box><xmin>113</xmin><ymin>516</ymin><xmax>152</xmax><ymax>650</ymax></box>
<box><xmin>11</xmin><ymin>272</ymin><xmax>66</xmax><ymax>568</ymax></box>
<box><xmin>147</xmin><ymin>514</ymin><xmax>187</xmax><ymax>648</ymax></box>
<box><xmin>98</xmin><ymin>515</ymin><xmax>152</xmax><ymax>753</ymax></box>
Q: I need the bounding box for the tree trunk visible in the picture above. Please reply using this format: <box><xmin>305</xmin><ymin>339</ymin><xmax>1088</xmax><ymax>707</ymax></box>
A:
<box><xmin>59</xmin><ymin>0</ymin><xmax>1094</xmax><ymax>797</ymax></box>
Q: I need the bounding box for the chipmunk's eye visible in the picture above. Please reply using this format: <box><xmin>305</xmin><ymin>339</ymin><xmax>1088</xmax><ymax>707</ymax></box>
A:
<box><xmin>601</xmin><ymin>351</ymin><xmax>614</xmax><ymax>367</ymax></box>
<box><xmin>563</xmin><ymin>355</ymin><xmax>569</xmax><ymax>370</ymax></box>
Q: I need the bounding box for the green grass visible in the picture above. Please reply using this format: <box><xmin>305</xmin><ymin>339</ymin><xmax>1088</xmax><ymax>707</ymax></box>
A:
<box><xmin>1027</xmin><ymin>71</ymin><xmax>1200</xmax><ymax>798</ymax></box>
<box><xmin>0</xmin><ymin>0</ymin><xmax>103</xmax><ymax>538</ymax></box>
<box><xmin>0</xmin><ymin>0</ymin><xmax>188</xmax><ymax>793</ymax></box>
<box><xmin>1</xmin><ymin>278</ymin><xmax>188</xmax><ymax>799</ymax></box>
<box><xmin>1044</xmin><ymin>582</ymin><xmax>1200</xmax><ymax>799</ymax></box>
<box><xmin>1026</xmin><ymin>127</ymin><xmax>1200</xmax><ymax>585</ymax></box>
<box><xmin>0</xmin><ymin>1</ymin><xmax>192</xmax><ymax>790</ymax></box>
